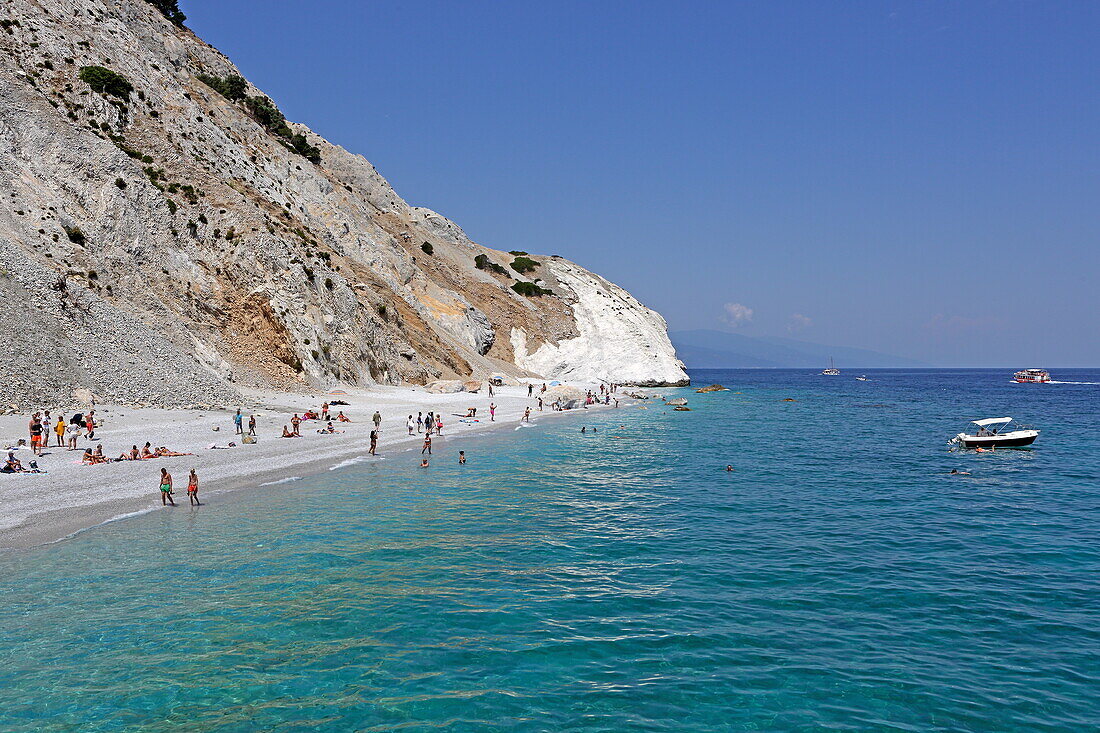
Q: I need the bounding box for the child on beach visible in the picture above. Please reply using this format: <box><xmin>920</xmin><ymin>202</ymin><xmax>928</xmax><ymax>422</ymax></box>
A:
<box><xmin>159</xmin><ymin>468</ymin><xmax>175</xmax><ymax>506</ymax></box>
<box><xmin>187</xmin><ymin>469</ymin><xmax>200</xmax><ymax>505</ymax></box>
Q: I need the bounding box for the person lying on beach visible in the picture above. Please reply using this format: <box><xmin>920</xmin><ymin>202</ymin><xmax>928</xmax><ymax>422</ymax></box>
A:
<box><xmin>156</xmin><ymin>447</ymin><xmax>194</xmax><ymax>457</ymax></box>
<box><xmin>336</xmin><ymin>411</ymin><xmax>351</xmax><ymax>422</ymax></box>
<box><xmin>464</xmin><ymin>407</ymin><xmax>477</xmax><ymax>417</ymax></box>
<box><xmin>317</xmin><ymin>422</ymin><xmax>343</xmax><ymax>434</ymax></box>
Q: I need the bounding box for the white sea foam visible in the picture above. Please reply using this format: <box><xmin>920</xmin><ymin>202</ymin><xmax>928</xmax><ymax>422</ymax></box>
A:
<box><xmin>328</xmin><ymin>457</ymin><xmax>367</xmax><ymax>471</ymax></box>
<box><xmin>260</xmin><ymin>476</ymin><xmax>302</xmax><ymax>486</ymax></box>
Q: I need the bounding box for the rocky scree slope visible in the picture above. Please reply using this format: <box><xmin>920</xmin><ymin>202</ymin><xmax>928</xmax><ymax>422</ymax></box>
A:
<box><xmin>0</xmin><ymin>0</ymin><xmax>686</xmax><ymax>408</ymax></box>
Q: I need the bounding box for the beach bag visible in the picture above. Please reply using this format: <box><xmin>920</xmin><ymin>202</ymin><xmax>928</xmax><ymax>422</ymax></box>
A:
<box><xmin>242</xmin><ymin>435</ymin><xmax>256</xmax><ymax>444</ymax></box>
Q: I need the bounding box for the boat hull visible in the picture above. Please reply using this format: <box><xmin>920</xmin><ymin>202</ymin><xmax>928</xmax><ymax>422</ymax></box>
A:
<box><xmin>957</xmin><ymin>431</ymin><xmax>1039</xmax><ymax>448</ymax></box>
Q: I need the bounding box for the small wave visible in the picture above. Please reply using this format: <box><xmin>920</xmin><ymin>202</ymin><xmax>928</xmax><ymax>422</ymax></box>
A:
<box><xmin>260</xmin><ymin>476</ymin><xmax>302</xmax><ymax>486</ymax></box>
<box><xmin>328</xmin><ymin>456</ymin><xmax>371</xmax><ymax>471</ymax></box>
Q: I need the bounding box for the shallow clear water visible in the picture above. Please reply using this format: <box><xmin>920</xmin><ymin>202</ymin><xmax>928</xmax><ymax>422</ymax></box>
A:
<box><xmin>1</xmin><ymin>369</ymin><xmax>1098</xmax><ymax>731</ymax></box>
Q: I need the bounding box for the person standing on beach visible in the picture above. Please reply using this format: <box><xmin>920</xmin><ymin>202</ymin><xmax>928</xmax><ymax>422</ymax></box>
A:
<box><xmin>234</xmin><ymin>409</ymin><xmax>243</xmax><ymax>435</ymax></box>
<box><xmin>85</xmin><ymin>411</ymin><xmax>96</xmax><ymax>440</ymax></box>
<box><xmin>436</xmin><ymin>417</ymin><xmax>443</xmax><ymax>435</ymax></box>
<box><xmin>538</xmin><ymin>398</ymin><xmax>543</xmax><ymax>412</ymax></box>
<box><xmin>488</xmin><ymin>382</ymin><xmax>494</xmax><ymax>397</ymax></box>
<box><xmin>373</xmin><ymin>411</ymin><xmax>382</xmax><ymax>431</ymax></box>
<box><xmin>417</xmin><ymin>412</ymin><xmax>423</xmax><ymax>433</ymax></box>
<box><xmin>291</xmin><ymin>413</ymin><xmax>301</xmax><ymax>436</ymax></box>
<box><xmin>322</xmin><ymin>402</ymin><xmax>330</xmax><ymax>421</ymax></box>
<box><xmin>407</xmin><ymin>415</ymin><xmax>415</xmax><ymax>435</ymax></box>
<box><xmin>248</xmin><ymin>415</ymin><xmax>257</xmax><ymax>436</ymax></box>
<box><xmin>66</xmin><ymin>419</ymin><xmax>80</xmax><ymax>450</ymax></box>
<box><xmin>55</xmin><ymin>414</ymin><xmax>66</xmax><ymax>447</ymax></box>
<box><xmin>425</xmin><ymin>413</ymin><xmax>434</xmax><ymax>433</ymax></box>
<box><xmin>187</xmin><ymin>469</ymin><xmax>200</xmax><ymax>505</ymax></box>
<box><xmin>422</xmin><ymin>432</ymin><xmax>432</xmax><ymax>455</ymax></box>
<box><xmin>489</xmin><ymin>403</ymin><xmax>496</xmax><ymax>421</ymax></box>
<box><xmin>541</xmin><ymin>383</ymin><xmax>546</xmax><ymax>393</ymax></box>
<box><xmin>160</xmin><ymin>468</ymin><xmax>175</xmax><ymax>506</ymax></box>
<box><xmin>28</xmin><ymin>413</ymin><xmax>43</xmax><ymax>456</ymax></box>
<box><xmin>369</xmin><ymin>429</ymin><xmax>378</xmax><ymax>456</ymax></box>
<box><xmin>528</xmin><ymin>384</ymin><xmax>533</xmax><ymax>397</ymax></box>
<box><xmin>522</xmin><ymin>407</ymin><xmax>531</xmax><ymax>422</ymax></box>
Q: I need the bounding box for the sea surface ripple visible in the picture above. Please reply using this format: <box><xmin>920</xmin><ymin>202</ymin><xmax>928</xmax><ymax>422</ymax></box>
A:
<box><xmin>0</xmin><ymin>369</ymin><xmax>1097</xmax><ymax>731</ymax></box>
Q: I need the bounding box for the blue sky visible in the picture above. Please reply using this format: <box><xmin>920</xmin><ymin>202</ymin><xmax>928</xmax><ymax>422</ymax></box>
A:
<box><xmin>187</xmin><ymin>1</ymin><xmax>1100</xmax><ymax>366</ymax></box>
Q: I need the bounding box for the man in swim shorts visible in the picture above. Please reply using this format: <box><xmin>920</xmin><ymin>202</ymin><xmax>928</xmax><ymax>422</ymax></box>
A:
<box><xmin>160</xmin><ymin>468</ymin><xmax>176</xmax><ymax>506</ymax></box>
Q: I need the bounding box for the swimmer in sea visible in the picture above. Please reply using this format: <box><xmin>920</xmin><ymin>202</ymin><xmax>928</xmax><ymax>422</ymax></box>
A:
<box><xmin>950</xmin><ymin>469</ymin><xmax>971</xmax><ymax>475</ymax></box>
<box><xmin>420</xmin><ymin>458</ymin><xmax>429</xmax><ymax>468</ymax></box>
<box><xmin>459</xmin><ymin>450</ymin><xmax>466</xmax><ymax>464</ymax></box>
<box><xmin>726</xmin><ymin>465</ymin><xmax>734</xmax><ymax>472</ymax></box>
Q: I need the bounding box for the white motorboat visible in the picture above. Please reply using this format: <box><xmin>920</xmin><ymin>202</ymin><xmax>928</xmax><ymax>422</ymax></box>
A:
<box><xmin>951</xmin><ymin>417</ymin><xmax>1039</xmax><ymax>449</ymax></box>
<box><xmin>855</xmin><ymin>375</ymin><xmax>869</xmax><ymax>381</ymax></box>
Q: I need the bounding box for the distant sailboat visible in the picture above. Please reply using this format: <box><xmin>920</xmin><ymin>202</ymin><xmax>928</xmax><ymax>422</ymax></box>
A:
<box><xmin>821</xmin><ymin>357</ymin><xmax>840</xmax><ymax>376</ymax></box>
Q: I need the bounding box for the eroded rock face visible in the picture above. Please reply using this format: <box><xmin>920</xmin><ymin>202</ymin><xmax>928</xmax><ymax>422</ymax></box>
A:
<box><xmin>0</xmin><ymin>0</ymin><xmax>687</xmax><ymax>407</ymax></box>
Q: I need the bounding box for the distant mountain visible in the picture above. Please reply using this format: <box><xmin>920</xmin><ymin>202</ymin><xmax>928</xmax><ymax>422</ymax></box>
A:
<box><xmin>670</xmin><ymin>330</ymin><xmax>928</xmax><ymax>369</ymax></box>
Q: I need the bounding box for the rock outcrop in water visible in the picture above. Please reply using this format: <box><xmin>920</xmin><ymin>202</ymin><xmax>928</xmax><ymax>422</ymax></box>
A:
<box><xmin>0</xmin><ymin>0</ymin><xmax>687</xmax><ymax>408</ymax></box>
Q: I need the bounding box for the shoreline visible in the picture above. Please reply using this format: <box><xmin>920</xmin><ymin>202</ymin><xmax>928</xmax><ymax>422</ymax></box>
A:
<box><xmin>0</xmin><ymin>381</ymin><xmax>638</xmax><ymax>551</ymax></box>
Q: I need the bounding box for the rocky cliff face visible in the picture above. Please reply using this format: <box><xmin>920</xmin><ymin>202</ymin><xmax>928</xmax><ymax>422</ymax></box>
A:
<box><xmin>0</xmin><ymin>0</ymin><xmax>687</xmax><ymax>408</ymax></box>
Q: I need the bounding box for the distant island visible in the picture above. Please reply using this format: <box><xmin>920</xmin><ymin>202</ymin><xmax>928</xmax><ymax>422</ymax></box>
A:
<box><xmin>670</xmin><ymin>329</ymin><xmax>927</xmax><ymax>369</ymax></box>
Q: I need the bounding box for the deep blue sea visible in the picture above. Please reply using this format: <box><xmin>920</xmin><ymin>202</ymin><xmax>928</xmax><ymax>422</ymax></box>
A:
<box><xmin>1</xmin><ymin>369</ymin><xmax>1097</xmax><ymax>731</ymax></box>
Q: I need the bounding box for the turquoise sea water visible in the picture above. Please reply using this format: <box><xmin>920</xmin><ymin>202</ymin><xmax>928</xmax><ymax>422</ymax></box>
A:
<box><xmin>1</xmin><ymin>368</ymin><xmax>1098</xmax><ymax>731</ymax></box>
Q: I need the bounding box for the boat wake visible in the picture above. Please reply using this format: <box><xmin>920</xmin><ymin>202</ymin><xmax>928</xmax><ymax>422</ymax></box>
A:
<box><xmin>1047</xmin><ymin>380</ymin><xmax>1100</xmax><ymax>385</ymax></box>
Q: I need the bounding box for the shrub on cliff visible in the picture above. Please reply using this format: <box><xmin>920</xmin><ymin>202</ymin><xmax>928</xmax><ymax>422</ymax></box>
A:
<box><xmin>511</xmin><ymin>256</ymin><xmax>539</xmax><ymax>274</ymax></box>
<box><xmin>146</xmin><ymin>0</ymin><xmax>186</xmax><ymax>26</ymax></box>
<box><xmin>511</xmin><ymin>281</ymin><xmax>552</xmax><ymax>297</ymax></box>
<box><xmin>79</xmin><ymin>66</ymin><xmax>132</xmax><ymax>99</ymax></box>
<box><xmin>474</xmin><ymin>254</ymin><xmax>508</xmax><ymax>276</ymax></box>
<box><xmin>197</xmin><ymin>73</ymin><xmax>247</xmax><ymax>101</ymax></box>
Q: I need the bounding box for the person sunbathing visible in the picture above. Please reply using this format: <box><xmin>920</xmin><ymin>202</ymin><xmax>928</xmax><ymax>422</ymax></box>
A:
<box><xmin>281</xmin><ymin>425</ymin><xmax>296</xmax><ymax>438</ymax></box>
<box><xmin>317</xmin><ymin>422</ymin><xmax>343</xmax><ymax>434</ymax></box>
<box><xmin>336</xmin><ymin>411</ymin><xmax>351</xmax><ymax>422</ymax></box>
<box><xmin>465</xmin><ymin>407</ymin><xmax>477</xmax><ymax>417</ymax></box>
<box><xmin>141</xmin><ymin>443</ymin><xmax>157</xmax><ymax>459</ymax></box>
<box><xmin>302</xmin><ymin>410</ymin><xmax>318</xmax><ymax>420</ymax></box>
<box><xmin>156</xmin><ymin>446</ymin><xmax>193</xmax><ymax>457</ymax></box>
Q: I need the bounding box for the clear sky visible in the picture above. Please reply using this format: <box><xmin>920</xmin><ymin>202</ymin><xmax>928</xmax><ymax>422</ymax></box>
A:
<box><xmin>186</xmin><ymin>1</ymin><xmax>1099</xmax><ymax>366</ymax></box>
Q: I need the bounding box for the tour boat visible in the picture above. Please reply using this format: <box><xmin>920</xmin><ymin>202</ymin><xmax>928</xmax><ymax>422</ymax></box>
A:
<box><xmin>821</xmin><ymin>358</ymin><xmax>840</xmax><ymax>376</ymax></box>
<box><xmin>1013</xmin><ymin>368</ymin><xmax>1050</xmax><ymax>384</ymax></box>
<box><xmin>951</xmin><ymin>417</ymin><xmax>1039</xmax><ymax>449</ymax></box>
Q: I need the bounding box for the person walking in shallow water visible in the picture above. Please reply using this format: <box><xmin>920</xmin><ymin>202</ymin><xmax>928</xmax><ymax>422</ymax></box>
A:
<box><xmin>422</xmin><ymin>432</ymin><xmax>432</xmax><ymax>455</ymax></box>
<box><xmin>159</xmin><ymin>468</ymin><xmax>175</xmax><ymax>506</ymax></box>
<box><xmin>187</xmin><ymin>469</ymin><xmax>200</xmax><ymax>505</ymax></box>
<box><xmin>369</xmin><ymin>429</ymin><xmax>378</xmax><ymax>456</ymax></box>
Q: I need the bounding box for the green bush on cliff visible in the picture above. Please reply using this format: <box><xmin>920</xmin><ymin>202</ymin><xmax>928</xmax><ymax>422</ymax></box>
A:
<box><xmin>511</xmin><ymin>281</ymin><xmax>552</xmax><ymax>297</ymax></box>
<box><xmin>510</xmin><ymin>256</ymin><xmax>539</xmax><ymax>274</ymax></box>
<box><xmin>78</xmin><ymin>66</ymin><xmax>132</xmax><ymax>99</ymax></box>
<box><xmin>474</xmin><ymin>253</ymin><xmax>509</xmax><ymax>276</ymax></box>
<box><xmin>145</xmin><ymin>0</ymin><xmax>186</xmax><ymax>26</ymax></box>
<box><xmin>197</xmin><ymin>73</ymin><xmax>247</xmax><ymax>101</ymax></box>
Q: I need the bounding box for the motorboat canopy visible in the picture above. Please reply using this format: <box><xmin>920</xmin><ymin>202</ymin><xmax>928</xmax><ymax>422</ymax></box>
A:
<box><xmin>972</xmin><ymin>417</ymin><xmax>1012</xmax><ymax>427</ymax></box>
